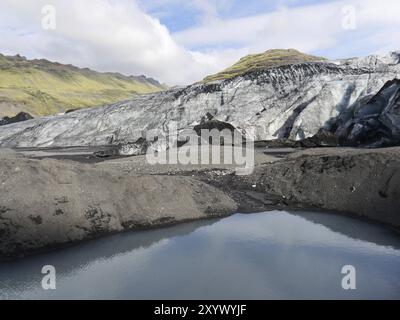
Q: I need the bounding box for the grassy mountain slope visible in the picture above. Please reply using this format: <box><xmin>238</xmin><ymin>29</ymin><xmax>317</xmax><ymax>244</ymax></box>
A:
<box><xmin>0</xmin><ymin>54</ymin><xmax>166</xmax><ymax>117</ymax></box>
<box><xmin>203</xmin><ymin>49</ymin><xmax>326</xmax><ymax>83</ymax></box>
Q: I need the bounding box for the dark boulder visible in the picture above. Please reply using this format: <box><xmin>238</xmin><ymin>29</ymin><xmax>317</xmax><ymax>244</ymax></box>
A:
<box><xmin>65</xmin><ymin>108</ymin><xmax>79</xmax><ymax>114</ymax></box>
<box><xmin>193</xmin><ymin>113</ymin><xmax>244</xmax><ymax>145</ymax></box>
<box><xmin>254</xmin><ymin>139</ymin><xmax>300</xmax><ymax>148</ymax></box>
<box><xmin>299</xmin><ymin>128</ymin><xmax>339</xmax><ymax>147</ymax></box>
<box><xmin>0</xmin><ymin>112</ymin><xmax>34</xmax><ymax>126</ymax></box>
<box><xmin>255</xmin><ymin>129</ymin><xmax>338</xmax><ymax>149</ymax></box>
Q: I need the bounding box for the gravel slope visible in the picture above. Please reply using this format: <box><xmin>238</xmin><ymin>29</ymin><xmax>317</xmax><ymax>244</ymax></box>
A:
<box><xmin>1</xmin><ymin>146</ymin><xmax>400</xmax><ymax>260</ymax></box>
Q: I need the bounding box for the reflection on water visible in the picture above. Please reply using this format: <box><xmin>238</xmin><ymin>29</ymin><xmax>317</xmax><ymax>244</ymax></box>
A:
<box><xmin>1</xmin><ymin>211</ymin><xmax>400</xmax><ymax>299</ymax></box>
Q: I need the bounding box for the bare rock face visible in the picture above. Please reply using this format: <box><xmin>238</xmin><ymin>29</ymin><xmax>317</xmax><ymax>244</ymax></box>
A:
<box><xmin>0</xmin><ymin>52</ymin><xmax>399</xmax><ymax>148</ymax></box>
<box><xmin>0</xmin><ymin>112</ymin><xmax>33</xmax><ymax>126</ymax></box>
<box><xmin>299</xmin><ymin>128</ymin><xmax>339</xmax><ymax>147</ymax></box>
<box><xmin>335</xmin><ymin>79</ymin><xmax>400</xmax><ymax>147</ymax></box>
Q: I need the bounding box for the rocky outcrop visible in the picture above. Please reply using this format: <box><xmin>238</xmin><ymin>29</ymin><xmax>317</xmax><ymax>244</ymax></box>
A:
<box><xmin>0</xmin><ymin>112</ymin><xmax>33</xmax><ymax>126</ymax></box>
<box><xmin>0</xmin><ymin>52</ymin><xmax>399</xmax><ymax>149</ymax></box>
<box><xmin>257</xmin><ymin>129</ymin><xmax>339</xmax><ymax>148</ymax></box>
<box><xmin>335</xmin><ymin>79</ymin><xmax>400</xmax><ymax>147</ymax></box>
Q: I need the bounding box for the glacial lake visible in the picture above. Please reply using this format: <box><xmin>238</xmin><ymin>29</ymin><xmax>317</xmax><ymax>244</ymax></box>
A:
<box><xmin>1</xmin><ymin>211</ymin><xmax>400</xmax><ymax>300</ymax></box>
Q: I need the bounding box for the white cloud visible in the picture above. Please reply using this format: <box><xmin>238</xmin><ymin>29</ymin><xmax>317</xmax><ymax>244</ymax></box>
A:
<box><xmin>0</xmin><ymin>0</ymin><xmax>234</xmax><ymax>85</ymax></box>
<box><xmin>173</xmin><ymin>0</ymin><xmax>400</xmax><ymax>58</ymax></box>
<box><xmin>0</xmin><ymin>0</ymin><xmax>399</xmax><ymax>86</ymax></box>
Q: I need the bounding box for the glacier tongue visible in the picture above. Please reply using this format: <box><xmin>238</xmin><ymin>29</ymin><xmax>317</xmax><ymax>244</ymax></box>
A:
<box><xmin>0</xmin><ymin>52</ymin><xmax>399</xmax><ymax>148</ymax></box>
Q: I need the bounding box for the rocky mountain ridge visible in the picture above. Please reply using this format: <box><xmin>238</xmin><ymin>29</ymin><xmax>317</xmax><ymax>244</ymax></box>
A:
<box><xmin>203</xmin><ymin>48</ymin><xmax>326</xmax><ymax>82</ymax></box>
<box><xmin>0</xmin><ymin>53</ymin><xmax>166</xmax><ymax>117</ymax></box>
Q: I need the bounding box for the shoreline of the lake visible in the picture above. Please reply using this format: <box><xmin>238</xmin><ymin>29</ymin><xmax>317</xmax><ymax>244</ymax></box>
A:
<box><xmin>1</xmin><ymin>211</ymin><xmax>400</xmax><ymax>300</ymax></box>
<box><xmin>1</xmin><ymin>146</ymin><xmax>400</xmax><ymax>261</ymax></box>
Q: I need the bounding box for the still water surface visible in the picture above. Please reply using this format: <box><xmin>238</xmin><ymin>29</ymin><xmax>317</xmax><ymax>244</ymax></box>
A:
<box><xmin>1</xmin><ymin>211</ymin><xmax>400</xmax><ymax>299</ymax></box>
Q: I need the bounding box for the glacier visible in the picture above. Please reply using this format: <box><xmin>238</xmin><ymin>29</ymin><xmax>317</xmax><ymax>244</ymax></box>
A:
<box><xmin>0</xmin><ymin>51</ymin><xmax>399</xmax><ymax>149</ymax></box>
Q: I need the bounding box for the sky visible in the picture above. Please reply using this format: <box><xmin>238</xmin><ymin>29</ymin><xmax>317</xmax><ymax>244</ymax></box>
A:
<box><xmin>0</xmin><ymin>0</ymin><xmax>399</xmax><ymax>85</ymax></box>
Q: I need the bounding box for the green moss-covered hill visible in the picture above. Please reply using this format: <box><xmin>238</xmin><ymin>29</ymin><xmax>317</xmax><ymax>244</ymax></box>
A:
<box><xmin>203</xmin><ymin>49</ymin><xmax>326</xmax><ymax>83</ymax></box>
<box><xmin>0</xmin><ymin>54</ymin><xmax>166</xmax><ymax>117</ymax></box>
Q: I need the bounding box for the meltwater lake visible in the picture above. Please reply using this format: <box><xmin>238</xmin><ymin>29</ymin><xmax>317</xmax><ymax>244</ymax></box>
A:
<box><xmin>1</xmin><ymin>210</ymin><xmax>400</xmax><ymax>299</ymax></box>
